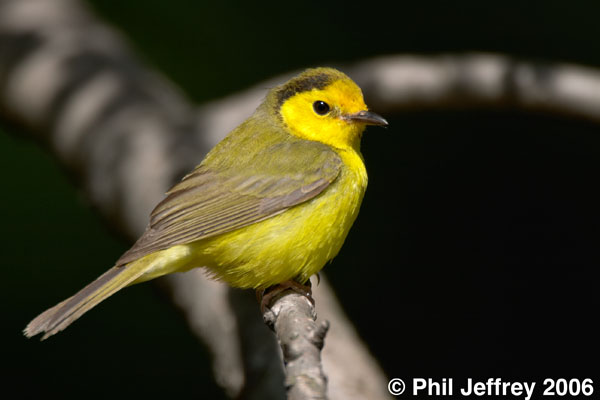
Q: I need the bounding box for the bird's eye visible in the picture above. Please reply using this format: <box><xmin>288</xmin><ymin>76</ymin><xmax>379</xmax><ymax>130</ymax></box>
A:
<box><xmin>313</xmin><ymin>100</ymin><xmax>330</xmax><ymax>115</ymax></box>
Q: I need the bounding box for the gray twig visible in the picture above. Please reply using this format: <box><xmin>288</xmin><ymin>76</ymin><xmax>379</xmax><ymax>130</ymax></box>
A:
<box><xmin>263</xmin><ymin>292</ymin><xmax>329</xmax><ymax>400</ymax></box>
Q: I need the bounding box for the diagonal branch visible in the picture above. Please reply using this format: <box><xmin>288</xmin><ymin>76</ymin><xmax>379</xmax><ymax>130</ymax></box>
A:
<box><xmin>0</xmin><ymin>1</ymin><xmax>391</xmax><ymax>399</ymax></box>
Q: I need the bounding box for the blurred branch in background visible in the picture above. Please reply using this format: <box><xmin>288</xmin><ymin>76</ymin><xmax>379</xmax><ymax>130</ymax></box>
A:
<box><xmin>3</xmin><ymin>0</ymin><xmax>600</xmax><ymax>399</ymax></box>
<box><xmin>352</xmin><ymin>54</ymin><xmax>600</xmax><ymax>121</ymax></box>
<box><xmin>203</xmin><ymin>54</ymin><xmax>600</xmax><ymax>139</ymax></box>
<box><xmin>0</xmin><ymin>1</ymin><xmax>390</xmax><ymax>399</ymax></box>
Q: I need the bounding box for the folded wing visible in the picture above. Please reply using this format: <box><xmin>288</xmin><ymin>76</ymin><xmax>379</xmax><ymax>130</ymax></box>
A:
<box><xmin>117</xmin><ymin>139</ymin><xmax>342</xmax><ymax>266</ymax></box>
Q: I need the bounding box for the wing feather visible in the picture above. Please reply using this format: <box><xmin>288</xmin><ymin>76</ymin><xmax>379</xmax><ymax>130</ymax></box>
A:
<box><xmin>116</xmin><ymin>139</ymin><xmax>341</xmax><ymax>266</ymax></box>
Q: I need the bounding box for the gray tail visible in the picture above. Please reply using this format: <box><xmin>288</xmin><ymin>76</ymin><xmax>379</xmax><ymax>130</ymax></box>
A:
<box><xmin>24</xmin><ymin>263</ymin><xmax>147</xmax><ymax>340</ymax></box>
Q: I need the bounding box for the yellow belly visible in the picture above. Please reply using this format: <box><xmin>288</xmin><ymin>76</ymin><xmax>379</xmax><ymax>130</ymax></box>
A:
<box><xmin>135</xmin><ymin>149</ymin><xmax>367</xmax><ymax>289</ymax></box>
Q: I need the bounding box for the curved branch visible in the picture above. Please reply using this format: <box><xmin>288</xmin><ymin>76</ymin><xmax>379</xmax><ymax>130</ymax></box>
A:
<box><xmin>201</xmin><ymin>54</ymin><xmax>600</xmax><ymax>139</ymax></box>
<box><xmin>352</xmin><ymin>54</ymin><xmax>600</xmax><ymax>122</ymax></box>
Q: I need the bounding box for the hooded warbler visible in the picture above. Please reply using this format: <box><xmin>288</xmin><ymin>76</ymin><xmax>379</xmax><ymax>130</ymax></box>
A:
<box><xmin>25</xmin><ymin>67</ymin><xmax>387</xmax><ymax>339</ymax></box>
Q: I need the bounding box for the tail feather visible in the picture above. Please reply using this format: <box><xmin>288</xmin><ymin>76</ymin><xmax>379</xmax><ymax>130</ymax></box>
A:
<box><xmin>25</xmin><ymin>260</ymin><xmax>151</xmax><ymax>340</ymax></box>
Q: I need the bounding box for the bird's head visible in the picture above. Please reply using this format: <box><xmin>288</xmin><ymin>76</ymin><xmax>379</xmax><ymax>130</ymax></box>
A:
<box><xmin>270</xmin><ymin>67</ymin><xmax>387</xmax><ymax>151</ymax></box>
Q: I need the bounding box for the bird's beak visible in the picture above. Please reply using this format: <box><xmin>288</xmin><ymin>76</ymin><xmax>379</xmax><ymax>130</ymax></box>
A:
<box><xmin>346</xmin><ymin>110</ymin><xmax>388</xmax><ymax>126</ymax></box>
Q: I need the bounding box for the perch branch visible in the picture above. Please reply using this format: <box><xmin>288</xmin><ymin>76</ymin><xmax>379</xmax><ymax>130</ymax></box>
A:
<box><xmin>263</xmin><ymin>292</ymin><xmax>329</xmax><ymax>400</ymax></box>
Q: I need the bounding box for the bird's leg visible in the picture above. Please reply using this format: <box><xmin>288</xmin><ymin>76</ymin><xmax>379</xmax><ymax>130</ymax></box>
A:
<box><xmin>257</xmin><ymin>279</ymin><xmax>314</xmax><ymax>314</ymax></box>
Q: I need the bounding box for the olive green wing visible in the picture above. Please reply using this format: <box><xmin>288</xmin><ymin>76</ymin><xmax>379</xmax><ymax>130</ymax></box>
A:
<box><xmin>116</xmin><ymin>139</ymin><xmax>341</xmax><ymax>266</ymax></box>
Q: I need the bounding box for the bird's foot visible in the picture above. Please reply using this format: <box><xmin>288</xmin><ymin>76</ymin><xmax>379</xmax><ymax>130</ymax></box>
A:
<box><xmin>257</xmin><ymin>280</ymin><xmax>314</xmax><ymax>314</ymax></box>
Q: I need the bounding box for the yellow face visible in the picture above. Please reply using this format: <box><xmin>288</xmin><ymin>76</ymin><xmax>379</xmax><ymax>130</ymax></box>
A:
<box><xmin>279</xmin><ymin>78</ymin><xmax>370</xmax><ymax>151</ymax></box>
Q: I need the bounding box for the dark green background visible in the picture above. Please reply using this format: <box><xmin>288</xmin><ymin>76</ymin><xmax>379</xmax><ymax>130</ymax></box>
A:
<box><xmin>3</xmin><ymin>1</ymin><xmax>600</xmax><ymax>398</ymax></box>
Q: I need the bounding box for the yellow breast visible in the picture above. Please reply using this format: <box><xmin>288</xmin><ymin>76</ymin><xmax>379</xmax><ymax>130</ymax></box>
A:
<box><xmin>188</xmin><ymin>148</ymin><xmax>367</xmax><ymax>289</ymax></box>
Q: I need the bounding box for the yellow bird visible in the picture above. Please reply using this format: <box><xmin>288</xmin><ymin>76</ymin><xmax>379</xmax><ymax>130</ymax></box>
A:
<box><xmin>25</xmin><ymin>67</ymin><xmax>388</xmax><ymax>339</ymax></box>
